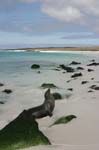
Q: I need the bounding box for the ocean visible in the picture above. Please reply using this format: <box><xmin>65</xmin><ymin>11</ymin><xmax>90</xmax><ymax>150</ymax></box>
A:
<box><xmin>0</xmin><ymin>50</ymin><xmax>98</xmax><ymax>82</ymax></box>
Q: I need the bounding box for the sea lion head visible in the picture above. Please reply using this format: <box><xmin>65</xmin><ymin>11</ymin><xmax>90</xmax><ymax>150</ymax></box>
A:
<box><xmin>44</xmin><ymin>89</ymin><xmax>54</xmax><ymax>101</ymax></box>
<box><xmin>44</xmin><ymin>88</ymin><xmax>51</xmax><ymax>99</ymax></box>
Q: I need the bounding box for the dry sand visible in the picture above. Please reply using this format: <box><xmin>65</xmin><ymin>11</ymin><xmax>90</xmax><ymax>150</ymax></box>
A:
<box><xmin>19</xmin><ymin>53</ymin><xmax>99</xmax><ymax>150</ymax></box>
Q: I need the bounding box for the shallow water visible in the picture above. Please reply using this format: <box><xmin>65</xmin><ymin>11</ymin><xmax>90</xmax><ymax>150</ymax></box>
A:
<box><xmin>0</xmin><ymin>50</ymin><xmax>97</xmax><ymax>78</ymax></box>
<box><xmin>0</xmin><ymin>50</ymin><xmax>98</xmax><ymax>94</ymax></box>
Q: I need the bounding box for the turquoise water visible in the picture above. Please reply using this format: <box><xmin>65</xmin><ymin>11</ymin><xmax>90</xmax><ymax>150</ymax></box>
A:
<box><xmin>0</xmin><ymin>50</ymin><xmax>86</xmax><ymax>62</ymax></box>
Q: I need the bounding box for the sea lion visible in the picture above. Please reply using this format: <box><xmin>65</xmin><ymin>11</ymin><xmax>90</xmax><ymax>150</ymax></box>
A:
<box><xmin>26</xmin><ymin>89</ymin><xmax>55</xmax><ymax>119</ymax></box>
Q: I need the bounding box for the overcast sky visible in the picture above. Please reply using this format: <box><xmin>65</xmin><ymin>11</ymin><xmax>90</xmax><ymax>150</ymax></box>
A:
<box><xmin>0</xmin><ymin>0</ymin><xmax>99</xmax><ymax>48</ymax></box>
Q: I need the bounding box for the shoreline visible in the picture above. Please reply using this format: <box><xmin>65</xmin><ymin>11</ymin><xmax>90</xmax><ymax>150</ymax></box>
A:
<box><xmin>1</xmin><ymin>46</ymin><xmax>99</xmax><ymax>52</ymax></box>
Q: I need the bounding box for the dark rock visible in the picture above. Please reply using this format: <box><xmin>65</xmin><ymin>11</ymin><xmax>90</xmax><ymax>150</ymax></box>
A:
<box><xmin>53</xmin><ymin>69</ymin><xmax>60</xmax><ymax>71</ymax></box>
<box><xmin>90</xmin><ymin>85</ymin><xmax>99</xmax><ymax>90</ymax></box>
<box><xmin>65</xmin><ymin>93</ymin><xmax>72</xmax><ymax>99</ymax></box>
<box><xmin>70</xmin><ymin>61</ymin><xmax>81</xmax><ymax>65</ymax></box>
<box><xmin>31</xmin><ymin>64</ymin><xmax>40</xmax><ymax>69</ymax></box>
<box><xmin>41</xmin><ymin>83</ymin><xmax>58</xmax><ymax>89</ymax></box>
<box><xmin>0</xmin><ymin>111</ymin><xmax>50</xmax><ymax>150</ymax></box>
<box><xmin>77</xmin><ymin>67</ymin><xmax>84</xmax><ymax>70</ymax></box>
<box><xmin>87</xmin><ymin>62</ymin><xmax>99</xmax><ymax>66</ymax></box>
<box><xmin>81</xmin><ymin>81</ymin><xmax>89</xmax><ymax>84</ymax></box>
<box><xmin>37</xmin><ymin>71</ymin><xmax>41</xmax><ymax>74</ymax></box>
<box><xmin>94</xmin><ymin>86</ymin><xmax>99</xmax><ymax>90</ymax></box>
<box><xmin>90</xmin><ymin>59</ymin><xmax>95</xmax><ymax>62</ymax></box>
<box><xmin>88</xmin><ymin>69</ymin><xmax>94</xmax><ymax>72</ymax></box>
<box><xmin>71</xmin><ymin>72</ymin><xmax>82</xmax><ymax>78</ymax></box>
<box><xmin>91</xmin><ymin>78</ymin><xmax>94</xmax><ymax>80</ymax></box>
<box><xmin>90</xmin><ymin>85</ymin><xmax>96</xmax><ymax>88</ymax></box>
<box><xmin>0</xmin><ymin>83</ymin><xmax>4</xmax><ymax>87</ymax></box>
<box><xmin>67</xmin><ymin>88</ymin><xmax>73</xmax><ymax>91</ymax></box>
<box><xmin>52</xmin><ymin>93</ymin><xmax>62</xmax><ymax>100</ymax></box>
<box><xmin>2</xmin><ymin>89</ymin><xmax>12</xmax><ymax>94</ymax></box>
<box><xmin>0</xmin><ymin>101</ymin><xmax>5</xmax><ymax>104</ymax></box>
<box><xmin>67</xmin><ymin>80</ymin><xmax>71</xmax><ymax>83</ymax></box>
<box><xmin>88</xmin><ymin>90</ymin><xmax>93</xmax><ymax>93</ymax></box>
<box><xmin>73</xmin><ymin>78</ymin><xmax>78</xmax><ymax>80</ymax></box>
<box><xmin>59</xmin><ymin>64</ymin><xmax>75</xmax><ymax>73</ymax></box>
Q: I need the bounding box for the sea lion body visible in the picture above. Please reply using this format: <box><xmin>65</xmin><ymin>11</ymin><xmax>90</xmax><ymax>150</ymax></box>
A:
<box><xmin>27</xmin><ymin>89</ymin><xmax>55</xmax><ymax>119</ymax></box>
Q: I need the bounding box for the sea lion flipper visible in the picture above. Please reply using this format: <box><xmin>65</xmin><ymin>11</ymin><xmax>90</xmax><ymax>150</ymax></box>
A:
<box><xmin>45</xmin><ymin>102</ymin><xmax>53</xmax><ymax>117</ymax></box>
<box><xmin>48</xmin><ymin>111</ymin><xmax>53</xmax><ymax>117</ymax></box>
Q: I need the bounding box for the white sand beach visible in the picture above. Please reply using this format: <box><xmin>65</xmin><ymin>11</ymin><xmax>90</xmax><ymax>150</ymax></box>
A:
<box><xmin>0</xmin><ymin>51</ymin><xmax>99</xmax><ymax>150</ymax></box>
<box><xmin>22</xmin><ymin>52</ymin><xmax>99</xmax><ymax>150</ymax></box>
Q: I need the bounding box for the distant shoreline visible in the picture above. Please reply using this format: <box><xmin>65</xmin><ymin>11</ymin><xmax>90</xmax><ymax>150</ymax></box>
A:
<box><xmin>1</xmin><ymin>46</ymin><xmax>99</xmax><ymax>52</ymax></box>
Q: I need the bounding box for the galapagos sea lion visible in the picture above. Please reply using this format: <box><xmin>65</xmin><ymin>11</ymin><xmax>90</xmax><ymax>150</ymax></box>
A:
<box><xmin>26</xmin><ymin>89</ymin><xmax>55</xmax><ymax>119</ymax></box>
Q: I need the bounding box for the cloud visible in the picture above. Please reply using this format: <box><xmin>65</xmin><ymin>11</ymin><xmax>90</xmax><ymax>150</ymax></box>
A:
<box><xmin>42</xmin><ymin>0</ymin><xmax>99</xmax><ymax>22</ymax></box>
<box><xmin>0</xmin><ymin>0</ymin><xmax>99</xmax><ymax>32</ymax></box>
<box><xmin>1</xmin><ymin>0</ymin><xmax>99</xmax><ymax>22</ymax></box>
<box><xmin>20</xmin><ymin>0</ymin><xmax>99</xmax><ymax>30</ymax></box>
<box><xmin>41</xmin><ymin>1</ymin><xmax>83</xmax><ymax>23</ymax></box>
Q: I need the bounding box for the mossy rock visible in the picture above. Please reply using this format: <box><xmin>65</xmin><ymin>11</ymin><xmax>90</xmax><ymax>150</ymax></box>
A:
<box><xmin>70</xmin><ymin>61</ymin><xmax>81</xmax><ymax>65</ymax></box>
<box><xmin>41</xmin><ymin>83</ymin><xmax>58</xmax><ymax>89</ymax></box>
<box><xmin>88</xmin><ymin>69</ymin><xmax>94</xmax><ymax>72</ymax></box>
<box><xmin>87</xmin><ymin>62</ymin><xmax>99</xmax><ymax>66</ymax></box>
<box><xmin>0</xmin><ymin>83</ymin><xmax>4</xmax><ymax>86</ymax></box>
<box><xmin>0</xmin><ymin>111</ymin><xmax>50</xmax><ymax>150</ymax></box>
<box><xmin>0</xmin><ymin>101</ymin><xmax>5</xmax><ymax>104</ymax></box>
<box><xmin>81</xmin><ymin>81</ymin><xmax>88</xmax><ymax>84</ymax></box>
<box><xmin>90</xmin><ymin>85</ymin><xmax>99</xmax><ymax>90</ymax></box>
<box><xmin>2</xmin><ymin>89</ymin><xmax>12</xmax><ymax>94</ymax></box>
<box><xmin>71</xmin><ymin>72</ymin><xmax>82</xmax><ymax>78</ymax></box>
<box><xmin>77</xmin><ymin>67</ymin><xmax>84</xmax><ymax>70</ymax></box>
<box><xmin>52</xmin><ymin>93</ymin><xmax>62</xmax><ymax>100</ymax></box>
<box><xmin>67</xmin><ymin>88</ymin><xmax>73</xmax><ymax>91</ymax></box>
<box><xmin>59</xmin><ymin>64</ymin><xmax>75</xmax><ymax>73</ymax></box>
<box><xmin>31</xmin><ymin>64</ymin><xmax>40</xmax><ymax>69</ymax></box>
<box><xmin>53</xmin><ymin>115</ymin><xmax>77</xmax><ymax>126</ymax></box>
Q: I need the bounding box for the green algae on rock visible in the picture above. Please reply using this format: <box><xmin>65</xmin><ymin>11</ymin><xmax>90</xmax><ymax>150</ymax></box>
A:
<box><xmin>52</xmin><ymin>115</ymin><xmax>77</xmax><ymax>126</ymax></box>
<box><xmin>52</xmin><ymin>92</ymin><xmax>62</xmax><ymax>100</ymax></box>
<box><xmin>0</xmin><ymin>111</ymin><xmax>50</xmax><ymax>150</ymax></box>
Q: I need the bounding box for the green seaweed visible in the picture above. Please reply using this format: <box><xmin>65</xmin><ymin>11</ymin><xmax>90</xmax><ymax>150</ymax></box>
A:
<box><xmin>0</xmin><ymin>113</ymin><xmax>50</xmax><ymax>150</ymax></box>
<box><xmin>53</xmin><ymin>115</ymin><xmax>77</xmax><ymax>126</ymax></box>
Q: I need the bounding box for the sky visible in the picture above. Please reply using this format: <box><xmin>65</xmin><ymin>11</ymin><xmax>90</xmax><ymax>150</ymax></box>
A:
<box><xmin>0</xmin><ymin>0</ymin><xmax>99</xmax><ymax>48</ymax></box>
